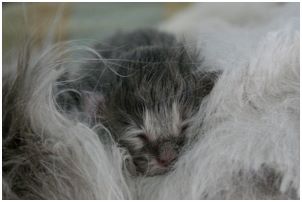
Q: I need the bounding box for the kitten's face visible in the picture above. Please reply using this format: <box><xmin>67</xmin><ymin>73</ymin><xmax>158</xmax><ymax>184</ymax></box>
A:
<box><xmin>102</xmin><ymin>67</ymin><xmax>208</xmax><ymax>176</ymax></box>
<box><xmin>117</xmin><ymin>102</ymin><xmax>189</xmax><ymax>176</ymax></box>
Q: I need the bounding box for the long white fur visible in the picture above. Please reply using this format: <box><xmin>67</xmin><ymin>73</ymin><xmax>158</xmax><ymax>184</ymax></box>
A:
<box><xmin>3</xmin><ymin>42</ymin><xmax>132</xmax><ymax>199</ymax></box>
<box><xmin>3</xmin><ymin>3</ymin><xmax>299</xmax><ymax>199</ymax></box>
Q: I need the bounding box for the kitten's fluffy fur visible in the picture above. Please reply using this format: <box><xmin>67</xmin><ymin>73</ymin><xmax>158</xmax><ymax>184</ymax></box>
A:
<box><xmin>60</xmin><ymin>29</ymin><xmax>218</xmax><ymax>176</ymax></box>
<box><xmin>2</xmin><ymin>3</ymin><xmax>299</xmax><ymax>199</ymax></box>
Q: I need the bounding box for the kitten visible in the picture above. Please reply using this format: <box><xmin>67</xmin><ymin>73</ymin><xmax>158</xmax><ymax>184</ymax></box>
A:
<box><xmin>60</xmin><ymin>29</ymin><xmax>218</xmax><ymax>176</ymax></box>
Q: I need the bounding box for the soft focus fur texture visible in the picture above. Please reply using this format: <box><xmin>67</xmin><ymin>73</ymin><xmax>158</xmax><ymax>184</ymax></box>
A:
<box><xmin>62</xmin><ymin>29</ymin><xmax>218</xmax><ymax>177</ymax></box>
<box><xmin>2</xmin><ymin>3</ymin><xmax>299</xmax><ymax>199</ymax></box>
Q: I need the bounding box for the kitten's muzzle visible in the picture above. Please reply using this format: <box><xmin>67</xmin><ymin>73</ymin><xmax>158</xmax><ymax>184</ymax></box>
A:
<box><xmin>157</xmin><ymin>142</ymin><xmax>179</xmax><ymax>167</ymax></box>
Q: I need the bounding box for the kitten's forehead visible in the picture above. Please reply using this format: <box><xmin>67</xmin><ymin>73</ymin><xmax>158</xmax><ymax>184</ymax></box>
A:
<box><xmin>143</xmin><ymin>102</ymin><xmax>181</xmax><ymax>140</ymax></box>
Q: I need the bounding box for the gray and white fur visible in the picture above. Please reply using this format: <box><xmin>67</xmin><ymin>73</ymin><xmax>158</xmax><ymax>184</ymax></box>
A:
<box><xmin>59</xmin><ymin>29</ymin><xmax>218</xmax><ymax>176</ymax></box>
<box><xmin>2</xmin><ymin>3</ymin><xmax>299</xmax><ymax>200</ymax></box>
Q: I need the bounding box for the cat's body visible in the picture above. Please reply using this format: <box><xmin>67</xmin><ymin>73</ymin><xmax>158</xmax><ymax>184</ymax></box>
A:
<box><xmin>60</xmin><ymin>29</ymin><xmax>217</xmax><ymax>176</ymax></box>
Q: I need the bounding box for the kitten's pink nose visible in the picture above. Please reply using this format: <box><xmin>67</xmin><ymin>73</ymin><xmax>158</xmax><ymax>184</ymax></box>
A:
<box><xmin>158</xmin><ymin>146</ymin><xmax>177</xmax><ymax>167</ymax></box>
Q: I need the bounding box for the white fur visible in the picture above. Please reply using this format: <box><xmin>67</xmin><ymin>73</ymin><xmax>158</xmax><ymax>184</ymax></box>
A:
<box><xmin>143</xmin><ymin>102</ymin><xmax>181</xmax><ymax>140</ymax></box>
<box><xmin>3</xmin><ymin>3</ymin><xmax>299</xmax><ymax>199</ymax></box>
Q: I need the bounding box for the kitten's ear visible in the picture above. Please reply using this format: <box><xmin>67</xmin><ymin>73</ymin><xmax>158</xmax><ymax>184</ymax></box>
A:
<box><xmin>81</xmin><ymin>91</ymin><xmax>105</xmax><ymax>119</ymax></box>
<box><xmin>196</xmin><ymin>71</ymin><xmax>220</xmax><ymax>97</ymax></box>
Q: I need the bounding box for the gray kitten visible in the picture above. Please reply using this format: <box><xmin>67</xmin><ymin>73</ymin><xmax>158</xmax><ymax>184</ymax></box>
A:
<box><xmin>60</xmin><ymin>29</ymin><xmax>218</xmax><ymax>176</ymax></box>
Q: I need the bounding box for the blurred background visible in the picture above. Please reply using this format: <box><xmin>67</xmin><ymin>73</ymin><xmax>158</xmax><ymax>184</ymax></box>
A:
<box><xmin>3</xmin><ymin>3</ymin><xmax>191</xmax><ymax>52</ymax></box>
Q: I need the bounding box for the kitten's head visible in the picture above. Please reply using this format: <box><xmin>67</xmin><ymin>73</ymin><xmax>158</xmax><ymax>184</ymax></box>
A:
<box><xmin>80</xmin><ymin>30</ymin><xmax>218</xmax><ymax>176</ymax></box>
<box><xmin>97</xmin><ymin>45</ymin><xmax>217</xmax><ymax>176</ymax></box>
